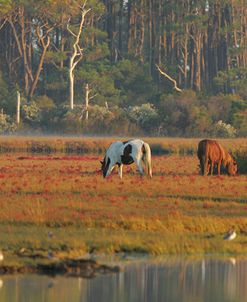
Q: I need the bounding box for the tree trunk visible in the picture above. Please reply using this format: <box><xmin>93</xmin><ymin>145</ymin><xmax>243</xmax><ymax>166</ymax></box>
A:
<box><xmin>69</xmin><ymin>57</ymin><xmax>74</xmax><ymax>110</ymax></box>
<box><xmin>148</xmin><ymin>0</ymin><xmax>152</xmax><ymax>74</ymax></box>
<box><xmin>29</xmin><ymin>31</ymin><xmax>51</xmax><ymax>99</ymax></box>
<box><xmin>16</xmin><ymin>90</ymin><xmax>21</xmax><ymax>124</ymax></box>
<box><xmin>118</xmin><ymin>0</ymin><xmax>123</xmax><ymax>54</ymax></box>
<box><xmin>67</xmin><ymin>4</ymin><xmax>91</xmax><ymax>110</ymax></box>
<box><xmin>85</xmin><ymin>83</ymin><xmax>89</xmax><ymax>120</ymax></box>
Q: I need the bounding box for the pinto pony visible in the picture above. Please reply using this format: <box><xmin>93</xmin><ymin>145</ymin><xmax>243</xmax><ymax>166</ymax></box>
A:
<box><xmin>101</xmin><ymin>139</ymin><xmax>152</xmax><ymax>179</ymax></box>
<box><xmin>197</xmin><ymin>139</ymin><xmax>238</xmax><ymax>176</ymax></box>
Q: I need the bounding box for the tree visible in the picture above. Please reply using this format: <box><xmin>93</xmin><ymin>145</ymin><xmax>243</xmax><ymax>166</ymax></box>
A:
<box><xmin>5</xmin><ymin>2</ymin><xmax>56</xmax><ymax>100</ymax></box>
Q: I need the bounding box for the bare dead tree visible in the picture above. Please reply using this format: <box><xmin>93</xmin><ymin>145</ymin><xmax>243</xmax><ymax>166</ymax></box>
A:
<box><xmin>67</xmin><ymin>3</ymin><xmax>91</xmax><ymax>110</ymax></box>
<box><xmin>156</xmin><ymin>64</ymin><xmax>183</xmax><ymax>92</ymax></box>
<box><xmin>80</xmin><ymin>83</ymin><xmax>97</xmax><ymax>120</ymax></box>
<box><xmin>7</xmin><ymin>6</ymin><xmax>55</xmax><ymax>100</ymax></box>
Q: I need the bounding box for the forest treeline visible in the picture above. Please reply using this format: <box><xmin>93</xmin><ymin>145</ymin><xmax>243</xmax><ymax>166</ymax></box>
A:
<box><xmin>0</xmin><ymin>0</ymin><xmax>246</xmax><ymax>137</ymax></box>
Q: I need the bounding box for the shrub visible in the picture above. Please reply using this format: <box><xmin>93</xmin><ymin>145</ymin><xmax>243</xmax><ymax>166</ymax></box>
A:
<box><xmin>35</xmin><ymin>95</ymin><xmax>55</xmax><ymax>110</ymax></box>
<box><xmin>22</xmin><ymin>102</ymin><xmax>41</xmax><ymax>123</ymax></box>
<box><xmin>213</xmin><ymin>120</ymin><xmax>237</xmax><ymax>138</ymax></box>
<box><xmin>158</xmin><ymin>91</ymin><xmax>212</xmax><ymax>137</ymax></box>
<box><xmin>127</xmin><ymin>103</ymin><xmax>158</xmax><ymax>133</ymax></box>
<box><xmin>234</xmin><ymin>150</ymin><xmax>247</xmax><ymax>174</ymax></box>
<box><xmin>0</xmin><ymin>111</ymin><xmax>17</xmax><ymax>134</ymax></box>
<box><xmin>232</xmin><ymin>109</ymin><xmax>247</xmax><ymax>136</ymax></box>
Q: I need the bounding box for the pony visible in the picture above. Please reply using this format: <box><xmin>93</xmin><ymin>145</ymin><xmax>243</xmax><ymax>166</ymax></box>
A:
<box><xmin>197</xmin><ymin>139</ymin><xmax>238</xmax><ymax>176</ymax></box>
<box><xmin>100</xmin><ymin>139</ymin><xmax>152</xmax><ymax>179</ymax></box>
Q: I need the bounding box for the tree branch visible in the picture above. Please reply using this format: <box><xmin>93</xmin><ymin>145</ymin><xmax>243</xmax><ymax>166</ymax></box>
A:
<box><xmin>0</xmin><ymin>19</ymin><xmax>7</xmax><ymax>30</ymax></box>
<box><xmin>89</xmin><ymin>93</ymin><xmax>97</xmax><ymax>100</ymax></box>
<box><xmin>178</xmin><ymin>65</ymin><xmax>185</xmax><ymax>75</ymax></box>
<box><xmin>156</xmin><ymin>64</ymin><xmax>183</xmax><ymax>92</ymax></box>
<box><xmin>67</xmin><ymin>18</ymin><xmax>77</xmax><ymax>37</ymax></box>
<box><xmin>8</xmin><ymin>18</ymin><xmax>23</xmax><ymax>57</ymax></box>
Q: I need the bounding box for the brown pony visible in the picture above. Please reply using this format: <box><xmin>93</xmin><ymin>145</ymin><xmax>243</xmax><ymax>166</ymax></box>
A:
<box><xmin>197</xmin><ymin>139</ymin><xmax>238</xmax><ymax>176</ymax></box>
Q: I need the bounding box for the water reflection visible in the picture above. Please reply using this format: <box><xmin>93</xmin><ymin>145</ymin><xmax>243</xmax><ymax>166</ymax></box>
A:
<box><xmin>0</xmin><ymin>257</ymin><xmax>247</xmax><ymax>302</ymax></box>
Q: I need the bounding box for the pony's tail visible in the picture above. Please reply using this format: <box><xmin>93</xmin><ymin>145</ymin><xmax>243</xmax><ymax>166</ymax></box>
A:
<box><xmin>142</xmin><ymin>143</ymin><xmax>152</xmax><ymax>178</ymax></box>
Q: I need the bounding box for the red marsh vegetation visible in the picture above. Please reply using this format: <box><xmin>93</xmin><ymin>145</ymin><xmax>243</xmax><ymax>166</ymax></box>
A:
<box><xmin>0</xmin><ymin>138</ymin><xmax>247</xmax><ymax>258</ymax></box>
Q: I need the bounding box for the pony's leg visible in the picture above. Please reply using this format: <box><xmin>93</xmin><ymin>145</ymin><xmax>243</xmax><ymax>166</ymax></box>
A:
<box><xmin>210</xmin><ymin>161</ymin><xmax>214</xmax><ymax>175</ymax></box>
<box><xmin>217</xmin><ymin>160</ymin><xmax>221</xmax><ymax>176</ymax></box>
<box><xmin>118</xmin><ymin>164</ymin><xmax>123</xmax><ymax>179</ymax></box>
<box><xmin>148</xmin><ymin>163</ymin><xmax>152</xmax><ymax>178</ymax></box>
<box><xmin>135</xmin><ymin>158</ymin><xmax>144</xmax><ymax>176</ymax></box>
<box><xmin>204</xmin><ymin>159</ymin><xmax>208</xmax><ymax>176</ymax></box>
<box><xmin>199</xmin><ymin>159</ymin><xmax>204</xmax><ymax>175</ymax></box>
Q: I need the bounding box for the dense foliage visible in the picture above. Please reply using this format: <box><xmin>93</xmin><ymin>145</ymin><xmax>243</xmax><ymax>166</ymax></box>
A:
<box><xmin>0</xmin><ymin>0</ymin><xmax>246</xmax><ymax>136</ymax></box>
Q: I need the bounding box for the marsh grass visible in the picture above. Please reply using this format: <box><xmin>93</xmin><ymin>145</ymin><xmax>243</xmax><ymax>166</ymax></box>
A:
<box><xmin>0</xmin><ymin>137</ymin><xmax>247</xmax><ymax>267</ymax></box>
<box><xmin>1</xmin><ymin>136</ymin><xmax>247</xmax><ymax>157</ymax></box>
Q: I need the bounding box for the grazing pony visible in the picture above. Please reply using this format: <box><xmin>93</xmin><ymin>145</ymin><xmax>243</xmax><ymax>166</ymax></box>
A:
<box><xmin>101</xmin><ymin>139</ymin><xmax>152</xmax><ymax>179</ymax></box>
<box><xmin>197</xmin><ymin>139</ymin><xmax>238</xmax><ymax>176</ymax></box>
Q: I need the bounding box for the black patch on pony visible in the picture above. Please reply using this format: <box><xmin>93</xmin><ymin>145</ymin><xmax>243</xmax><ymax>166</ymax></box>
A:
<box><xmin>120</xmin><ymin>144</ymin><xmax>134</xmax><ymax>165</ymax></box>
<box><xmin>122</xmin><ymin>140</ymin><xmax>131</xmax><ymax>145</ymax></box>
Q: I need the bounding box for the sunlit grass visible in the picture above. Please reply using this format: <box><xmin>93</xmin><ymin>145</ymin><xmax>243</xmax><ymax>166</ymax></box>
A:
<box><xmin>0</xmin><ymin>138</ymin><xmax>247</xmax><ymax>266</ymax></box>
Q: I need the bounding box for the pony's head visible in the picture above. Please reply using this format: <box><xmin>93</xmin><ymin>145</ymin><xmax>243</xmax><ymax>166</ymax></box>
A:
<box><xmin>225</xmin><ymin>153</ymin><xmax>238</xmax><ymax>176</ymax></box>
<box><xmin>100</xmin><ymin>156</ymin><xmax>111</xmax><ymax>178</ymax></box>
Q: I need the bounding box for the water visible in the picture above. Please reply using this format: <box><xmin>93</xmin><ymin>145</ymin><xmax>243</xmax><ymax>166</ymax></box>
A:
<box><xmin>0</xmin><ymin>256</ymin><xmax>247</xmax><ymax>302</ymax></box>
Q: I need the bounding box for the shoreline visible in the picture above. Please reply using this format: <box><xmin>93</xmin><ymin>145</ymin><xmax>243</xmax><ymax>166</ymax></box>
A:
<box><xmin>0</xmin><ymin>258</ymin><xmax>120</xmax><ymax>278</ymax></box>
